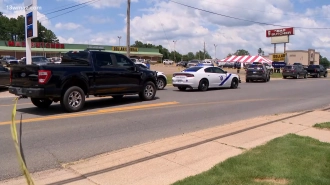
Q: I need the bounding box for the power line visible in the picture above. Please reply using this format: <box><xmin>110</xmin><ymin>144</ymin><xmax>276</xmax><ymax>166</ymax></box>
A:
<box><xmin>198</xmin><ymin>0</ymin><xmax>330</xmax><ymax>19</ymax></box>
<box><xmin>39</xmin><ymin>0</ymin><xmax>100</xmax><ymax>23</ymax></box>
<box><xmin>169</xmin><ymin>0</ymin><xmax>330</xmax><ymax>30</ymax></box>
<box><xmin>43</xmin><ymin>0</ymin><xmax>99</xmax><ymax>15</ymax></box>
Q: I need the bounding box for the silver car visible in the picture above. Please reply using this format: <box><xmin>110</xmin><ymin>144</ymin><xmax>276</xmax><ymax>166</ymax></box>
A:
<box><xmin>187</xmin><ymin>60</ymin><xmax>200</xmax><ymax>67</ymax></box>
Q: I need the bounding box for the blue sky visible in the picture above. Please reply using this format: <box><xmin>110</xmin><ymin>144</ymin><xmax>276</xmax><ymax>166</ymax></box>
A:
<box><xmin>1</xmin><ymin>0</ymin><xmax>330</xmax><ymax>59</ymax></box>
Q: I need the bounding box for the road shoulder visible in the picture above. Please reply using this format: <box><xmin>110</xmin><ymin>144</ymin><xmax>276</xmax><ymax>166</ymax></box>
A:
<box><xmin>1</xmin><ymin>110</ymin><xmax>330</xmax><ymax>185</ymax></box>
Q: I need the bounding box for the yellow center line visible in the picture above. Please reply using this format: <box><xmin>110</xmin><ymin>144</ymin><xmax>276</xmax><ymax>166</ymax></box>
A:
<box><xmin>0</xmin><ymin>102</ymin><xmax>179</xmax><ymax>125</ymax></box>
<box><xmin>0</xmin><ymin>97</ymin><xmax>118</xmax><ymax>107</ymax></box>
<box><xmin>0</xmin><ymin>98</ymin><xmax>303</xmax><ymax>126</ymax></box>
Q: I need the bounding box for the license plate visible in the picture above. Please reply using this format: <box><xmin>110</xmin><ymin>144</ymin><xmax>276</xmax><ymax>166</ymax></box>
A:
<box><xmin>176</xmin><ymin>76</ymin><xmax>186</xmax><ymax>79</ymax></box>
<box><xmin>253</xmin><ymin>71</ymin><xmax>256</xmax><ymax>73</ymax></box>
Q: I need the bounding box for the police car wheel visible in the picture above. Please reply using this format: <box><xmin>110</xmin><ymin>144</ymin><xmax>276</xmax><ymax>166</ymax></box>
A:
<box><xmin>157</xmin><ymin>78</ymin><xmax>166</xmax><ymax>90</ymax></box>
<box><xmin>198</xmin><ymin>79</ymin><xmax>209</xmax><ymax>91</ymax></box>
<box><xmin>230</xmin><ymin>78</ymin><xmax>239</xmax><ymax>89</ymax></box>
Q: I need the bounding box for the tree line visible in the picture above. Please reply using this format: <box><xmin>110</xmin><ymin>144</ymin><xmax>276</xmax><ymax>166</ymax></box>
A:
<box><xmin>0</xmin><ymin>12</ymin><xmax>59</xmax><ymax>43</ymax></box>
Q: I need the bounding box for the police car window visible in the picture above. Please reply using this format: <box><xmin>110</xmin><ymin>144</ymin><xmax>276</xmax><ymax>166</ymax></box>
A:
<box><xmin>116</xmin><ymin>54</ymin><xmax>134</xmax><ymax>67</ymax></box>
<box><xmin>94</xmin><ymin>53</ymin><xmax>113</xmax><ymax>67</ymax></box>
<box><xmin>212</xmin><ymin>67</ymin><xmax>225</xmax><ymax>73</ymax></box>
<box><xmin>183</xmin><ymin>67</ymin><xmax>202</xmax><ymax>72</ymax></box>
<box><xmin>204</xmin><ymin>68</ymin><xmax>212</xmax><ymax>73</ymax></box>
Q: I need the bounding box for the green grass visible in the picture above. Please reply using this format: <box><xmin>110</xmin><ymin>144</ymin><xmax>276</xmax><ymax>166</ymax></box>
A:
<box><xmin>270</xmin><ymin>73</ymin><xmax>283</xmax><ymax>78</ymax></box>
<box><xmin>166</xmin><ymin>74</ymin><xmax>173</xmax><ymax>84</ymax></box>
<box><xmin>172</xmin><ymin>134</ymin><xmax>330</xmax><ymax>185</ymax></box>
<box><xmin>313</xmin><ymin>122</ymin><xmax>330</xmax><ymax>130</ymax></box>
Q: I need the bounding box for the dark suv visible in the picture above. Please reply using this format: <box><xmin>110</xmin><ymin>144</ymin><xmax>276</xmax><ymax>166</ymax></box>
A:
<box><xmin>282</xmin><ymin>65</ymin><xmax>307</xmax><ymax>79</ymax></box>
<box><xmin>245</xmin><ymin>63</ymin><xmax>270</xmax><ymax>82</ymax></box>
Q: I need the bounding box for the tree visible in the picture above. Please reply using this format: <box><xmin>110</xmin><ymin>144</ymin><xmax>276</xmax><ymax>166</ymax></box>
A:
<box><xmin>0</xmin><ymin>12</ymin><xmax>59</xmax><ymax>42</ymax></box>
<box><xmin>258</xmin><ymin>48</ymin><xmax>265</xmax><ymax>56</ymax></box>
<box><xmin>227</xmin><ymin>53</ymin><xmax>232</xmax><ymax>57</ymax></box>
<box><xmin>320</xmin><ymin>55</ymin><xmax>330</xmax><ymax>68</ymax></box>
<box><xmin>233</xmin><ymin>49</ymin><xmax>250</xmax><ymax>56</ymax></box>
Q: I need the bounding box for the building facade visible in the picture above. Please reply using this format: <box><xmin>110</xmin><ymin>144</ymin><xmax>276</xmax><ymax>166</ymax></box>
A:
<box><xmin>265</xmin><ymin>49</ymin><xmax>320</xmax><ymax>66</ymax></box>
<box><xmin>0</xmin><ymin>40</ymin><xmax>163</xmax><ymax>62</ymax></box>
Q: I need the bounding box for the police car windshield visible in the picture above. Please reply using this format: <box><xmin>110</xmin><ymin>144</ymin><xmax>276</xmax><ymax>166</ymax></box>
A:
<box><xmin>183</xmin><ymin>67</ymin><xmax>202</xmax><ymax>72</ymax></box>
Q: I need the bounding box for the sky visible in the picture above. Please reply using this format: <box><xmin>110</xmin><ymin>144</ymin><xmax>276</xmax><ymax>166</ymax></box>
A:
<box><xmin>1</xmin><ymin>0</ymin><xmax>330</xmax><ymax>59</ymax></box>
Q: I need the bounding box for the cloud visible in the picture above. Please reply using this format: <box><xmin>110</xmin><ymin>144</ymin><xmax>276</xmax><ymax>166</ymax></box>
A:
<box><xmin>58</xmin><ymin>36</ymin><xmax>75</xmax><ymax>44</ymax></box>
<box><xmin>71</xmin><ymin>0</ymin><xmax>138</xmax><ymax>9</ymax></box>
<box><xmin>86</xmin><ymin>16</ymin><xmax>113</xmax><ymax>24</ymax></box>
<box><xmin>122</xmin><ymin>0</ymin><xmax>330</xmax><ymax>59</ymax></box>
<box><xmin>55</xmin><ymin>22</ymin><xmax>82</xmax><ymax>30</ymax></box>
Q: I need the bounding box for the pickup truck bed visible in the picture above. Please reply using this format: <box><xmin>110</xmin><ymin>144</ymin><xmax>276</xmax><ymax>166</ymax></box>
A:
<box><xmin>9</xmin><ymin>51</ymin><xmax>158</xmax><ymax>112</ymax></box>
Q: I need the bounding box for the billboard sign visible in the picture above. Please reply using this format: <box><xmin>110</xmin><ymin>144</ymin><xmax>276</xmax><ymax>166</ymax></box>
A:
<box><xmin>272</xmin><ymin>53</ymin><xmax>286</xmax><ymax>61</ymax></box>
<box><xmin>266</xmin><ymin>27</ymin><xmax>294</xmax><ymax>37</ymax></box>
<box><xmin>271</xmin><ymin>35</ymin><xmax>289</xmax><ymax>44</ymax></box>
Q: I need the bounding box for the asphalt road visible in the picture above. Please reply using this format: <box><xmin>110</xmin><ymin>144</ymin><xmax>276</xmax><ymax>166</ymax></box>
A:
<box><xmin>1</xmin><ymin>77</ymin><xmax>330</xmax><ymax>180</ymax></box>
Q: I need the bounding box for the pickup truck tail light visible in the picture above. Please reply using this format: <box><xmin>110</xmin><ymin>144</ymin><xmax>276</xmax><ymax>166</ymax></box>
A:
<box><xmin>38</xmin><ymin>70</ymin><xmax>51</xmax><ymax>84</ymax></box>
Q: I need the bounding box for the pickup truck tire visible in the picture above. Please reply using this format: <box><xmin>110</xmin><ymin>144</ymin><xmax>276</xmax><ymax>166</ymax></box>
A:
<box><xmin>324</xmin><ymin>73</ymin><xmax>327</xmax><ymax>77</ymax></box>
<box><xmin>139</xmin><ymin>81</ymin><xmax>156</xmax><ymax>101</ymax></box>
<box><xmin>61</xmin><ymin>86</ymin><xmax>86</xmax><ymax>112</ymax></box>
<box><xmin>31</xmin><ymin>98</ymin><xmax>53</xmax><ymax>109</ymax></box>
<box><xmin>157</xmin><ymin>77</ymin><xmax>166</xmax><ymax>90</ymax></box>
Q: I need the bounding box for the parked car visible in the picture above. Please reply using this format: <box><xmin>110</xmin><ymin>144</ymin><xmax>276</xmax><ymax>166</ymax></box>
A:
<box><xmin>0</xmin><ymin>66</ymin><xmax>10</xmax><ymax>87</ymax></box>
<box><xmin>163</xmin><ymin>59</ymin><xmax>174</xmax><ymax>65</ymax></box>
<box><xmin>282</xmin><ymin>65</ymin><xmax>307</xmax><ymax>79</ymax></box>
<box><xmin>245</xmin><ymin>63</ymin><xmax>270</xmax><ymax>82</ymax></box>
<box><xmin>264</xmin><ymin>63</ymin><xmax>274</xmax><ymax>74</ymax></box>
<box><xmin>9</xmin><ymin>51</ymin><xmax>158</xmax><ymax>112</ymax></box>
<box><xmin>19</xmin><ymin>56</ymin><xmax>50</xmax><ymax>65</ymax></box>
<box><xmin>197</xmin><ymin>60</ymin><xmax>214</xmax><ymax>67</ymax></box>
<box><xmin>1</xmin><ymin>56</ymin><xmax>19</xmax><ymax>66</ymax></box>
<box><xmin>176</xmin><ymin>61</ymin><xmax>188</xmax><ymax>67</ymax></box>
<box><xmin>223</xmin><ymin>62</ymin><xmax>234</xmax><ymax>68</ymax></box>
<box><xmin>306</xmin><ymin>65</ymin><xmax>327</xmax><ymax>78</ymax></box>
<box><xmin>135</xmin><ymin>61</ymin><xmax>168</xmax><ymax>90</ymax></box>
<box><xmin>186</xmin><ymin>60</ymin><xmax>200</xmax><ymax>68</ymax></box>
<box><xmin>172</xmin><ymin>66</ymin><xmax>240</xmax><ymax>91</ymax></box>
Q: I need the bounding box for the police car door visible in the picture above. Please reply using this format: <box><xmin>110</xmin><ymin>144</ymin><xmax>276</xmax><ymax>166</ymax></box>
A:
<box><xmin>212</xmin><ymin>67</ymin><xmax>230</xmax><ymax>87</ymax></box>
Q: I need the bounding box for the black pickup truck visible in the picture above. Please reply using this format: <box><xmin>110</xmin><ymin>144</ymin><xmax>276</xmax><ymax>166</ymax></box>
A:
<box><xmin>8</xmin><ymin>51</ymin><xmax>158</xmax><ymax>112</ymax></box>
<box><xmin>306</xmin><ymin>64</ymin><xmax>328</xmax><ymax>78</ymax></box>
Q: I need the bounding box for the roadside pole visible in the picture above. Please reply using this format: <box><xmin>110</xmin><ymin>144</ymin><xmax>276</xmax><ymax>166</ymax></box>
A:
<box><xmin>126</xmin><ymin>0</ymin><xmax>130</xmax><ymax>58</ymax></box>
<box><xmin>25</xmin><ymin>0</ymin><xmax>38</xmax><ymax>65</ymax></box>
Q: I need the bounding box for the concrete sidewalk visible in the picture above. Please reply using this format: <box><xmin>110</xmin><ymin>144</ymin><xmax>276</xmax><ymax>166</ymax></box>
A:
<box><xmin>1</xmin><ymin>109</ymin><xmax>330</xmax><ymax>185</ymax></box>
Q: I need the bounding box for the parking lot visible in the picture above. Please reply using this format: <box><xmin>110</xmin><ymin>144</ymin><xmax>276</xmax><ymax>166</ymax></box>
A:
<box><xmin>1</xmin><ymin>75</ymin><xmax>330</xmax><ymax>180</ymax></box>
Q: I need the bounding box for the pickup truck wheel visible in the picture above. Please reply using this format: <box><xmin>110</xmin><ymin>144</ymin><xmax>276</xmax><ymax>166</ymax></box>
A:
<box><xmin>139</xmin><ymin>81</ymin><xmax>156</xmax><ymax>101</ymax></box>
<box><xmin>61</xmin><ymin>86</ymin><xmax>85</xmax><ymax>112</ymax></box>
<box><xmin>324</xmin><ymin>73</ymin><xmax>327</xmax><ymax>78</ymax></box>
<box><xmin>31</xmin><ymin>98</ymin><xmax>53</xmax><ymax>108</ymax></box>
<box><xmin>157</xmin><ymin>78</ymin><xmax>166</xmax><ymax>90</ymax></box>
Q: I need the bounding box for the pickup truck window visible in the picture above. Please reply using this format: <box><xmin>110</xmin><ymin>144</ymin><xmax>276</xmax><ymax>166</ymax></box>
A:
<box><xmin>307</xmin><ymin>65</ymin><xmax>319</xmax><ymax>69</ymax></box>
<box><xmin>94</xmin><ymin>52</ymin><xmax>113</xmax><ymax>67</ymax></box>
<box><xmin>116</xmin><ymin>54</ymin><xmax>134</xmax><ymax>67</ymax></box>
<box><xmin>62</xmin><ymin>51</ymin><xmax>89</xmax><ymax>64</ymax></box>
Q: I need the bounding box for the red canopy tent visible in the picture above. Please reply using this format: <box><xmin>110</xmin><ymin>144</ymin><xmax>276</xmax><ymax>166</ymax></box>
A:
<box><xmin>220</xmin><ymin>55</ymin><xmax>272</xmax><ymax>64</ymax></box>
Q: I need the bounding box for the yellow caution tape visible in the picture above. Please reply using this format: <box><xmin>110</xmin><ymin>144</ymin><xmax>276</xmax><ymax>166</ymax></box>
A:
<box><xmin>11</xmin><ymin>97</ymin><xmax>34</xmax><ymax>185</ymax></box>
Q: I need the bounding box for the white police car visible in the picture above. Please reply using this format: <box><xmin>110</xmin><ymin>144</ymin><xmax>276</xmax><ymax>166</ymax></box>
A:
<box><xmin>172</xmin><ymin>66</ymin><xmax>240</xmax><ymax>91</ymax></box>
<box><xmin>134</xmin><ymin>62</ymin><xmax>167</xmax><ymax>90</ymax></box>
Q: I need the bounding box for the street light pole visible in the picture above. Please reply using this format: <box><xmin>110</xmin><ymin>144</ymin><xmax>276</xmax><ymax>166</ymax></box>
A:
<box><xmin>117</xmin><ymin>36</ymin><xmax>122</xmax><ymax>46</ymax></box>
<box><xmin>214</xmin><ymin>44</ymin><xmax>217</xmax><ymax>59</ymax></box>
<box><xmin>41</xmin><ymin>30</ymin><xmax>45</xmax><ymax>57</ymax></box>
<box><xmin>173</xmin><ymin>40</ymin><xmax>177</xmax><ymax>62</ymax></box>
<box><xmin>126</xmin><ymin>0</ymin><xmax>131</xmax><ymax>57</ymax></box>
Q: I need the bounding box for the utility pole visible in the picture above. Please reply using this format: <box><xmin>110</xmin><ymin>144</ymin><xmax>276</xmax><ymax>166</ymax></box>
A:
<box><xmin>126</xmin><ymin>0</ymin><xmax>130</xmax><ymax>57</ymax></box>
<box><xmin>173</xmin><ymin>40</ymin><xmax>177</xmax><ymax>62</ymax></box>
<box><xmin>203</xmin><ymin>41</ymin><xmax>206</xmax><ymax>60</ymax></box>
<box><xmin>117</xmin><ymin>36</ymin><xmax>121</xmax><ymax>46</ymax></box>
<box><xmin>214</xmin><ymin>44</ymin><xmax>217</xmax><ymax>59</ymax></box>
<box><xmin>41</xmin><ymin>30</ymin><xmax>45</xmax><ymax>57</ymax></box>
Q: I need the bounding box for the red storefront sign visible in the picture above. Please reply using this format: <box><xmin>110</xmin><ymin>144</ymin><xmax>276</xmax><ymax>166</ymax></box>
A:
<box><xmin>6</xmin><ymin>41</ymin><xmax>65</xmax><ymax>49</ymax></box>
<box><xmin>266</xmin><ymin>27</ymin><xmax>294</xmax><ymax>37</ymax></box>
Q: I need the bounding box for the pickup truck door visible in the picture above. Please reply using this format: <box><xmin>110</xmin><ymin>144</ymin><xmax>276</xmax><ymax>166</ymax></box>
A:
<box><xmin>113</xmin><ymin>54</ymin><xmax>141</xmax><ymax>92</ymax></box>
<box><xmin>0</xmin><ymin>66</ymin><xmax>9</xmax><ymax>86</ymax></box>
<box><xmin>93</xmin><ymin>52</ymin><xmax>121</xmax><ymax>94</ymax></box>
